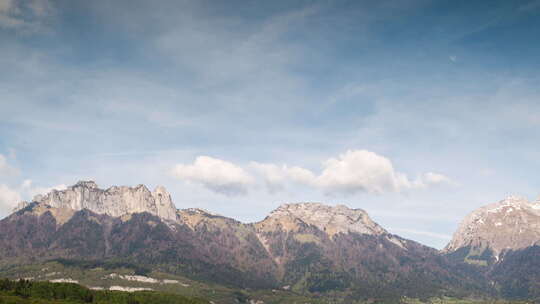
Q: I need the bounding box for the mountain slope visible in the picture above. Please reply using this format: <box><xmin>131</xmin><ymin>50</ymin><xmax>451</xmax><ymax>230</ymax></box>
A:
<box><xmin>444</xmin><ymin>196</ymin><xmax>540</xmax><ymax>264</ymax></box>
<box><xmin>444</xmin><ymin>196</ymin><xmax>540</xmax><ymax>300</ymax></box>
<box><xmin>0</xmin><ymin>181</ymin><xmax>488</xmax><ymax>301</ymax></box>
<box><xmin>254</xmin><ymin>203</ymin><xmax>487</xmax><ymax>299</ymax></box>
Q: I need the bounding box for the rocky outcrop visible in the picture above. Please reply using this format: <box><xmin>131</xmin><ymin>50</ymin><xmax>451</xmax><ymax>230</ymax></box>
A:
<box><xmin>443</xmin><ymin>196</ymin><xmax>540</xmax><ymax>300</ymax></box>
<box><xmin>16</xmin><ymin>181</ymin><xmax>178</xmax><ymax>222</ymax></box>
<box><xmin>256</xmin><ymin>202</ymin><xmax>386</xmax><ymax>236</ymax></box>
<box><xmin>444</xmin><ymin>195</ymin><xmax>540</xmax><ymax>262</ymax></box>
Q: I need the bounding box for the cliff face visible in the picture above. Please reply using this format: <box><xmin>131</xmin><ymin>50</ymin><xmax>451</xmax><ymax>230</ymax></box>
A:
<box><xmin>256</xmin><ymin>202</ymin><xmax>387</xmax><ymax>236</ymax></box>
<box><xmin>16</xmin><ymin>181</ymin><xmax>178</xmax><ymax>222</ymax></box>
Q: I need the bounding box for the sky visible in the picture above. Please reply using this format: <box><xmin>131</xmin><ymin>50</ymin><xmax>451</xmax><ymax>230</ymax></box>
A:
<box><xmin>1</xmin><ymin>0</ymin><xmax>540</xmax><ymax>249</ymax></box>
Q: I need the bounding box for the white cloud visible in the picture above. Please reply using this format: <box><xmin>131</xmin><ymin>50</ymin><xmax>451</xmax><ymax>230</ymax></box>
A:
<box><xmin>7</xmin><ymin>148</ymin><xmax>16</xmax><ymax>159</ymax></box>
<box><xmin>250</xmin><ymin>162</ymin><xmax>316</xmax><ymax>193</ymax></box>
<box><xmin>420</xmin><ymin>172</ymin><xmax>456</xmax><ymax>187</ymax></box>
<box><xmin>316</xmin><ymin>150</ymin><xmax>413</xmax><ymax>195</ymax></box>
<box><xmin>20</xmin><ymin>179</ymin><xmax>67</xmax><ymax>200</ymax></box>
<box><xmin>0</xmin><ymin>153</ymin><xmax>19</xmax><ymax>176</ymax></box>
<box><xmin>0</xmin><ymin>178</ymin><xmax>68</xmax><ymax>214</ymax></box>
<box><xmin>0</xmin><ymin>152</ymin><xmax>68</xmax><ymax>213</ymax></box>
<box><xmin>172</xmin><ymin>156</ymin><xmax>254</xmax><ymax>196</ymax></box>
<box><xmin>0</xmin><ymin>183</ymin><xmax>21</xmax><ymax>211</ymax></box>
<box><xmin>0</xmin><ymin>154</ymin><xmax>8</xmax><ymax>172</ymax></box>
<box><xmin>251</xmin><ymin>150</ymin><xmax>455</xmax><ymax>196</ymax></box>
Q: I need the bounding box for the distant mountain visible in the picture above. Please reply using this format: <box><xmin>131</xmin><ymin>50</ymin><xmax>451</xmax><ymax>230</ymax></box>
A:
<box><xmin>1</xmin><ymin>181</ymin><xmax>276</xmax><ymax>288</ymax></box>
<box><xmin>253</xmin><ymin>202</ymin><xmax>486</xmax><ymax>299</ymax></box>
<box><xmin>444</xmin><ymin>196</ymin><xmax>540</xmax><ymax>300</ymax></box>
<box><xmin>444</xmin><ymin>195</ymin><xmax>540</xmax><ymax>263</ymax></box>
<box><xmin>0</xmin><ymin>181</ymin><xmax>490</xmax><ymax>301</ymax></box>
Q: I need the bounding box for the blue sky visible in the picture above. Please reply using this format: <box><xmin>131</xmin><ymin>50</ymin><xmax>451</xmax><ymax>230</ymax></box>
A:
<box><xmin>1</xmin><ymin>0</ymin><xmax>540</xmax><ymax>248</ymax></box>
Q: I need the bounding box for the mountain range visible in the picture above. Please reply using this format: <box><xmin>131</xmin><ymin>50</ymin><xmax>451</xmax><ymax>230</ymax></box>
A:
<box><xmin>1</xmin><ymin>181</ymin><xmax>540</xmax><ymax>302</ymax></box>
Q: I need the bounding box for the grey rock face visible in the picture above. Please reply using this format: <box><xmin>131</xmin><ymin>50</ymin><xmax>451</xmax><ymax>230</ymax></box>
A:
<box><xmin>12</xmin><ymin>182</ymin><xmax>386</xmax><ymax>238</ymax></box>
<box><xmin>30</xmin><ymin>181</ymin><xmax>178</xmax><ymax>221</ymax></box>
<box><xmin>260</xmin><ymin>202</ymin><xmax>387</xmax><ymax>236</ymax></box>
<box><xmin>444</xmin><ymin>195</ymin><xmax>540</xmax><ymax>259</ymax></box>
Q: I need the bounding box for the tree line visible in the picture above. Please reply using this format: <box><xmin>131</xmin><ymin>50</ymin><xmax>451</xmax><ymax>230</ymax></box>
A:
<box><xmin>0</xmin><ymin>279</ymin><xmax>206</xmax><ymax>304</ymax></box>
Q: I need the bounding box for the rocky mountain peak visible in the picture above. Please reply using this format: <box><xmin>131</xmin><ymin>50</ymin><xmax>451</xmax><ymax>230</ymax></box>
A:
<box><xmin>72</xmin><ymin>180</ymin><xmax>98</xmax><ymax>189</ymax></box>
<box><xmin>259</xmin><ymin>202</ymin><xmax>386</xmax><ymax>236</ymax></box>
<box><xmin>444</xmin><ymin>195</ymin><xmax>540</xmax><ymax>259</ymax></box>
<box><xmin>21</xmin><ymin>181</ymin><xmax>178</xmax><ymax>222</ymax></box>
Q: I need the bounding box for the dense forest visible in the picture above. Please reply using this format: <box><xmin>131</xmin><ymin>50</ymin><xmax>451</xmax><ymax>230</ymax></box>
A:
<box><xmin>0</xmin><ymin>279</ymin><xmax>206</xmax><ymax>304</ymax></box>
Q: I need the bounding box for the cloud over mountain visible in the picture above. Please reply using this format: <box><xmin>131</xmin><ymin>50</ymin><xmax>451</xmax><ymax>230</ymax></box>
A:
<box><xmin>0</xmin><ymin>154</ymin><xmax>68</xmax><ymax>214</ymax></box>
<box><xmin>316</xmin><ymin>150</ymin><xmax>413</xmax><ymax>194</ymax></box>
<box><xmin>0</xmin><ymin>154</ymin><xmax>19</xmax><ymax>177</ymax></box>
<box><xmin>250</xmin><ymin>162</ymin><xmax>317</xmax><ymax>193</ymax></box>
<box><xmin>0</xmin><ymin>184</ymin><xmax>20</xmax><ymax>210</ymax></box>
<box><xmin>171</xmin><ymin>156</ymin><xmax>255</xmax><ymax>196</ymax></box>
<box><xmin>173</xmin><ymin>150</ymin><xmax>454</xmax><ymax>197</ymax></box>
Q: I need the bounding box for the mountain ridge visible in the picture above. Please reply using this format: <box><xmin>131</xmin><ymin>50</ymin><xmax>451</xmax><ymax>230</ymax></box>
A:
<box><xmin>11</xmin><ymin>181</ymin><xmax>393</xmax><ymax>239</ymax></box>
<box><xmin>0</xmin><ymin>180</ymin><xmax>490</xmax><ymax>301</ymax></box>
<box><xmin>7</xmin><ymin>180</ymin><xmax>540</xmax><ymax>301</ymax></box>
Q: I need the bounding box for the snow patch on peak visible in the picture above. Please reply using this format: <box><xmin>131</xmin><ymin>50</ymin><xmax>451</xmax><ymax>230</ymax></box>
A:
<box><xmin>444</xmin><ymin>195</ymin><xmax>540</xmax><ymax>255</ymax></box>
<box><xmin>485</xmin><ymin>195</ymin><xmax>529</xmax><ymax>213</ymax></box>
